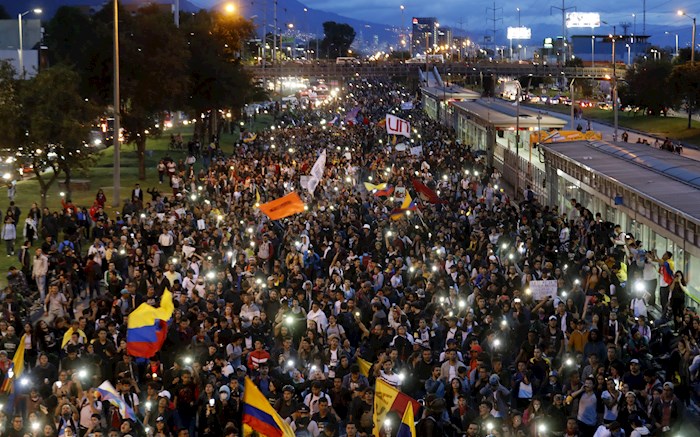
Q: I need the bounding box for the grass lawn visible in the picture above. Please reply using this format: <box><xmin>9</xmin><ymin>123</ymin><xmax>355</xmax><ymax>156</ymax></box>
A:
<box><xmin>0</xmin><ymin>114</ymin><xmax>275</xmax><ymax>286</ymax></box>
<box><xmin>529</xmin><ymin>104</ymin><xmax>700</xmax><ymax>146</ymax></box>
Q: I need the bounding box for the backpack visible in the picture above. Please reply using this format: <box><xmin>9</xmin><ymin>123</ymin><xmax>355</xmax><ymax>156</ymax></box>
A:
<box><xmin>417</xmin><ymin>416</ymin><xmax>448</xmax><ymax>437</ymax></box>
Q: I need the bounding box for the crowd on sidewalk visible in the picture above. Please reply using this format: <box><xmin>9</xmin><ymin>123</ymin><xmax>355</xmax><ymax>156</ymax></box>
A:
<box><xmin>0</xmin><ymin>78</ymin><xmax>696</xmax><ymax>437</ymax></box>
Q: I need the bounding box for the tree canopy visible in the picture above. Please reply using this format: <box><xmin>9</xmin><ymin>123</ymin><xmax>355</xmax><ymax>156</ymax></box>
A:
<box><xmin>623</xmin><ymin>60</ymin><xmax>673</xmax><ymax>115</ymax></box>
<box><xmin>321</xmin><ymin>21</ymin><xmax>356</xmax><ymax>58</ymax></box>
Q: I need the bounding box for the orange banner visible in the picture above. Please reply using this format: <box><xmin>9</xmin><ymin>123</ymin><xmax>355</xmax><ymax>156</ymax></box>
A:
<box><xmin>530</xmin><ymin>130</ymin><xmax>602</xmax><ymax>146</ymax></box>
<box><xmin>259</xmin><ymin>192</ymin><xmax>306</xmax><ymax>220</ymax></box>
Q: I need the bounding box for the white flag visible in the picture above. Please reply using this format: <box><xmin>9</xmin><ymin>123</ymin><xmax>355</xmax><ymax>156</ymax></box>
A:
<box><xmin>386</xmin><ymin>114</ymin><xmax>411</xmax><ymax>138</ymax></box>
<box><xmin>306</xmin><ymin>150</ymin><xmax>327</xmax><ymax>194</ymax></box>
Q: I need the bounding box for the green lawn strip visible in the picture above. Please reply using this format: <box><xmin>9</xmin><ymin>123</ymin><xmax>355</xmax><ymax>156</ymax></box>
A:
<box><xmin>0</xmin><ymin>113</ymin><xmax>276</xmax><ymax>286</ymax></box>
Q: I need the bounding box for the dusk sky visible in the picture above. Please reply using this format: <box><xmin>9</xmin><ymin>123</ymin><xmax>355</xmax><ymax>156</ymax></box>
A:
<box><xmin>194</xmin><ymin>0</ymin><xmax>698</xmax><ymax>46</ymax></box>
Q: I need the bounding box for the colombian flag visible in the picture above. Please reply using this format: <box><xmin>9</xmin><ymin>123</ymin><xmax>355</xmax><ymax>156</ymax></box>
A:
<box><xmin>364</xmin><ymin>182</ymin><xmax>388</xmax><ymax>193</ymax></box>
<box><xmin>374</xmin><ymin>185</ymin><xmax>394</xmax><ymax>197</ymax></box>
<box><xmin>242</xmin><ymin>377</ymin><xmax>295</xmax><ymax>437</ymax></box>
<box><xmin>397</xmin><ymin>404</ymin><xmax>416</xmax><ymax>437</ymax></box>
<box><xmin>126</xmin><ymin>289</ymin><xmax>174</xmax><ymax>358</ymax></box>
<box><xmin>0</xmin><ymin>334</ymin><xmax>26</xmax><ymax>393</ymax></box>
<box><xmin>390</xmin><ymin>193</ymin><xmax>417</xmax><ymax>220</ymax></box>
<box><xmin>372</xmin><ymin>379</ymin><xmax>420</xmax><ymax>437</ymax></box>
<box><xmin>660</xmin><ymin>259</ymin><xmax>675</xmax><ymax>285</ymax></box>
<box><xmin>259</xmin><ymin>192</ymin><xmax>306</xmax><ymax>220</ymax></box>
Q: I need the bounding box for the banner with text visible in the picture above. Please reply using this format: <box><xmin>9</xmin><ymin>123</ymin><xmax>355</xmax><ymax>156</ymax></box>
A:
<box><xmin>386</xmin><ymin>114</ymin><xmax>411</xmax><ymax>138</ymax></box>
<box><xmin>529</xmin><ymin>280</ymin><xmax>558</xmax><ymax>301</ymax></box>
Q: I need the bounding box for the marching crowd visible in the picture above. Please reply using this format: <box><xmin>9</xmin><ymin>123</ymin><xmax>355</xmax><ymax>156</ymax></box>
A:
<box><xmin>0</xmin><ymin>78</ymin><xmax>696</xmax><ymax>437</ymax></box>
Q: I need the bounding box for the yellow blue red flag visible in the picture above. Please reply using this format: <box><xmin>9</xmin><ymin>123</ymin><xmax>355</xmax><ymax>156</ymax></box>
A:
<box><xmin>397</xmin><ymin>403</ymin><xmax>416</xmax><ymax>437</ymax></box>
<box><xmin>126</xmin><ymin>289</ymin><xmax>174</xmax><ymax>358</ymax></box>
<box><xmin>242</xmin><ymin>377</ymin><xmax>295</xmax><ymax>437</ymax></box>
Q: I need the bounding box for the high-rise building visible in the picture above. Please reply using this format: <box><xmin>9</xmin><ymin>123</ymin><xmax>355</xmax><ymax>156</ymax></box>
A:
<box><xmin>411</xmin><ymin>17</ymin><xmax>438</xmax><ymax>56</ymax></box>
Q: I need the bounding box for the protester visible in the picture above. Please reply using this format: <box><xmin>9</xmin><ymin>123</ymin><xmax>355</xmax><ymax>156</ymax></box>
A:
<box><xmin>0</xmin><ymin>78</ymin><xmax>695</xmax><ymax>437</ymax></box>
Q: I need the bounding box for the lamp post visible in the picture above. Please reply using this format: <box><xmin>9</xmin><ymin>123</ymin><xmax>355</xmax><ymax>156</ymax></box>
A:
<box><xmin>18</xmin><ymin>8</ymin><xmax>42</xmax><ymax>77</ymax></box>
<box><xmin>610</xmin><ymin>32</ymin><xmax>619</xmax><ymax>141</ymax></box>
<box><xmin>678</xmin><ymin>10</ymin><xmax>696</xmax><ymax>128</ymax></box>
<box><xmin>517</xmin><ymin>7</ymin><xmax>521</xmax><ymax>26</ymax></box>
<box><xmin>112</xmin><ymin>0</ymin><xmax>121</xmax><ymax>207</ymax></box>
<box><xmin>591</xmin><ymin>35</ymin><xmax>595</xmax><ymax>67</ymax></box>
<box><xmin>678</xmin><ymin>10</ymin><xmax>696</xmax><ymax>63</ymax></box>
<box><xmin>400</xmin><ymin>5</ymin><xmax>405</xmax><ymax>59</ymax></box>
<box><xmin>626</xmin><ymin>43</ymin><xmax>631</xmax><ymax>65</ymax></box>
<box><xmin>514</xmin><ymin>80</ymin><xmax>522</xmax><ymax>194</ymax></box>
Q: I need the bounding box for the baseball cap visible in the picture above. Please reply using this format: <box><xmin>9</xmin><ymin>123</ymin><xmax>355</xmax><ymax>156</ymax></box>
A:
<box><xmin>630</xmin><ymin>359</ymin><xmax>640</xmax><ymax>364</ymax></box>
<box><xmin>548</xmin><ymin>315</ymin><xmax>557</xmax><ymax>321</ymax></box>
<box><xmin>663</xmin><ymin>382</ymin><xmax>674</xmax><ymax>390</ymax></box>
<box><xmin>489</xmin><ymin>374</ymin><xmax>500</xmax><ymax>385</ymax></box>
<box><xmin>363</xmin><ymin>224</ymin><xmax>370</xmax><ymax>229</ymax></box>
<box><xmin>158</xmin><ymin>390</ymin><xmax>171</xmax><ymax>400</ymax></box>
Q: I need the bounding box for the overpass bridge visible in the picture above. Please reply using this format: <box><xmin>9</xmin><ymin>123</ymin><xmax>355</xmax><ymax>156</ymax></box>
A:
<box><xmin>245</xmin><ymin>62</ymin><xmax>617</xmax><ymax>81</ymax></box>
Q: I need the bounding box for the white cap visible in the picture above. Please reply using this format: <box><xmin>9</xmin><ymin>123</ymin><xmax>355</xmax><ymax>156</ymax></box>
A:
<box><xmin>158</xmin><ymin>390</ymin><xmax>171</xmax><ymax>400</ymax></box>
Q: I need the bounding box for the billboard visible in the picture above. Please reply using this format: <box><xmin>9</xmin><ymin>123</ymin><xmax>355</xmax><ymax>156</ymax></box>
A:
<box><xmin>543</xmin><ymin>37</ymin><xmax>554</xmax><ymax>49</ymax></box>
<box><xmin>566</xmin><ymin>12</ymin><xmax>601</xmax><ymax>28</ymax></box>
<box><xmin>507</xmin><ymin>27</ymin><xmax>532</xmax><ymax>40</ymax></box>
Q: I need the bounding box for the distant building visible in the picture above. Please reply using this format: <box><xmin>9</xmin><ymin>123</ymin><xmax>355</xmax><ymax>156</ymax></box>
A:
<box><xmin>0</xmin><ymin>19</ymin><xmax>42</xmax><ymax>78</ymax></box>
<box><xmin>412</xmin><ymin>17</ymin><xmax>438</xmax><ymax>56</ymax></box>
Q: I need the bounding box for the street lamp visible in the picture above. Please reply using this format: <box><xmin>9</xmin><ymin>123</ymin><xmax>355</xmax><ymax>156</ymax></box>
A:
<box><xmin>400</xmin><ymin>5</ymin><xmax>406</xmax><ymax>58</ymax></box>
<box><xmin>591</xmin><ymin>35</ymin><xmax>595</xmax><ymax>68</ymax></box>
<box><xmin>224</xmin><ymin>3</ymin><xmax>236</xmax><ymax>14</ymax></box>
<box><xmin>678</xmin><ymin>10</ymin><xmax>696</xmax><ymax>63</ymax></box>
<box><xmin>18</xmin><ymin>8</ymin><xmax>42</xmax><ymax>77</ymax></box>
<box><xmin>517</xmin><ymin>7</ymin><xmax>521</xmax><ymax>27</ymax></box>
<box><xmin>112</xmin><ymin>0</ymin><xmax>120</xmax><ymax>207</ymax></box>
<box><xmin>626</xmin><ymin>43</ymin><xmax>631</xmax><ymax>65</ymax></box>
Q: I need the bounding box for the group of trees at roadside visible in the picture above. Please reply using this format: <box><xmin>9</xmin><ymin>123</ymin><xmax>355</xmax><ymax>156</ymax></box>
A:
<box><xmin>0</xmin><ymin>3</ymin><xmax>266</xmax><ymax>205</ymax></box>
<box><xmin>622</xmin><ymin>47</ymin><xmax>700</xmax><ymax>125</ymax></box>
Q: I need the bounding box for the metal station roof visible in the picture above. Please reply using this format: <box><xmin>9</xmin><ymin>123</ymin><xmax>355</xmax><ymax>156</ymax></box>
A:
<box><xmin>450</xmin><ymin>99</ymin><xmax>568</xmax><ymax>130</ymax></box>
<box><xmin>544</xmin><ymin>140</ymin><xmax>700</xmax><ymax>220</ymax></box>
<box><xmin>421</xmin><ymin>85</ymin><xmax>481</xmax><ymax>101</ymax></box>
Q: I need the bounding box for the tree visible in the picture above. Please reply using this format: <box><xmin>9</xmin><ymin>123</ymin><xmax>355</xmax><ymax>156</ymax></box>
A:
<box><xmin>0</xmin><ymin>62</ymin><xmax>22</xmax><ymax>149</ymax></box>
<box><xmin>669</xmin><ymin>62</ymin><xmax>700</xmax><ymax>128</ymax></box>
<box><xmin>321</xmin><ymin>22</ymin><xmax>356</xmax><ymax>59</ymax></box>
<box><xmin>16</xmin><ymin>66</ymin><xmax>98</xmax><ymax>207</ymax></box>
<box><xmin>120</xmin><ymin>6</ymin><xmax>190</xmax><ymax>180</ymax></box>
<box><xmin>624</xmin><ymin>60</ymin><xmax>673</xmax><ymax>115</ymax></box>
<box><xmin>45</xmin><ymin>7</ymin><xmax>95</xmax><ymax>68</ymax></box>
<box><xmin>182</xmin><ymin>10</ymin><xmax>264</xmax><ymax>141</ymax></box>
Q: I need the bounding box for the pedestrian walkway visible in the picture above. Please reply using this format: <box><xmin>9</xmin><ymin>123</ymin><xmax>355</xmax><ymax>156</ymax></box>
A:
<box><xmin>530</xmin><ymin>107</ymin><xmax>700</xmax><ymax>162</ymax></box>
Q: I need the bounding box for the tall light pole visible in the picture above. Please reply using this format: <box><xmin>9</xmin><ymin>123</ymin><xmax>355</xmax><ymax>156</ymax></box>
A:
<box><xmin>610</xmin><ymin>32</ymin><xmax>618</xmax><ymax>141</ymax></box>
<box><xmin>626</xmin><ymin>43</ymin><xmax>631</xmax><ymax>65</ymax></box>
<box><xmin>517</xmin><ymin>7</ymin><xmax>521</xmax><ymax>26</ymax></box>
<box><xmin>18</xmin><ymin>8</ymin><xmax>42</xmax><ymax>77</ymax></box>
<box><xmin>174</xmin><ymin>0</ymin><xmax>179</xmax><ymax>27</ymax></box>
<box><xmin>400</xmin><ymin>5</ymin><xmax>405</xmax><ymax>58</ymax></box>
<box><xmin>514</xmin><ymin>80</ymin><xmax>522</xmax><ymax>193</ymax></box>
<box><xmin>113</xmin><ymin>0</ymin><xmax>121</xmax><ymax>207</ymax></box>
<box><xmin>678</xmin><ymin>10</ymin><xmax>696</xmax><ymax>63</ymax></box>
<box><xmin>591</xmin><ymin>35</ymin><xmax>595</xmax><ymax>67</ymax></box>
<box><xmin>678</xmin><ymin>10</ymin><xmax>696</xmax><ymax>129</ymax></box>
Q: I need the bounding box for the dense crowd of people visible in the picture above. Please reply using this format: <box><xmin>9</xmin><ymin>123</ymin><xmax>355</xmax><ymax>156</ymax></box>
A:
<box><xmin>0</xmin><ymin>78</ymin><xmax>696</xmax><ymax>437</ymax></box>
